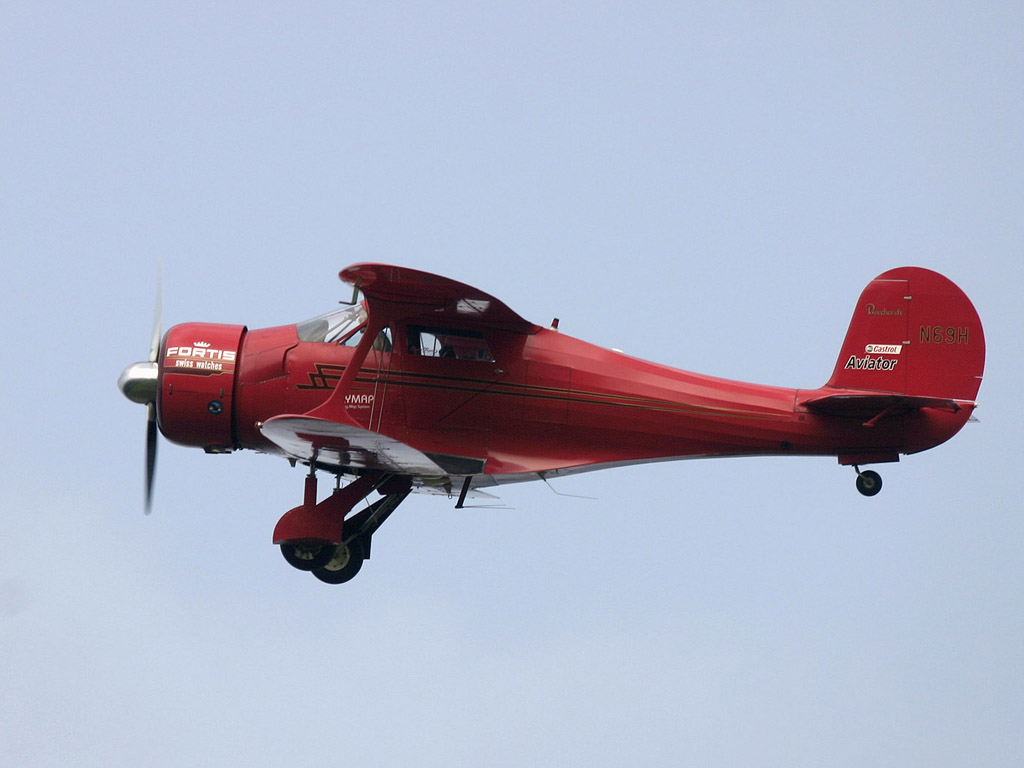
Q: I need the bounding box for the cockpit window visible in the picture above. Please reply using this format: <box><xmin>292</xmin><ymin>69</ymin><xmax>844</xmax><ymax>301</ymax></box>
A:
<box><xmin>297</xmin><ymin>305</ymin><xmax>367</xmax><ymax>345</ymax></box>
<box><xmin>408</xmin><ymin>325</ymin><xmax>494</xmax><ymax>362</ymax></box>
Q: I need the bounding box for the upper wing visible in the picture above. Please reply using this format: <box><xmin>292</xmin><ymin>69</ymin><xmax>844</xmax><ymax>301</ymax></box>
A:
<box><xmin>339</xmin><ymin>263</ymin><xmax>540</xmax><ymax>333</ymax></box>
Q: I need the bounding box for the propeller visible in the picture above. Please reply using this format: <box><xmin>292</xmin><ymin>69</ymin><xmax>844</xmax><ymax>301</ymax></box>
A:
<box><xmin>118</xmin><ymin>272</ymin><xmax>163</xmax><ymax>513</ymax></box>
<box><xmin>145</xmin><ymin>401</ymin><xmax>158</xmax><ymax>512</ymax></box>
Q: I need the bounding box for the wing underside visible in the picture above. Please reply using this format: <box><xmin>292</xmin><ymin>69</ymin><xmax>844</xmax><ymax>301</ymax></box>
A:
<box><xmin>259</xmin><ymin>415</ymin><xmax>496</xmax><ymax>497</ymax></box>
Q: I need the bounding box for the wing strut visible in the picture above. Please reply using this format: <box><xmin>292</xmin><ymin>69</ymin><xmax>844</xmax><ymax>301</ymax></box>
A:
<box><xmin>309</xmin><ymin>310</ymin><xmax>387</xmax><ymax>423</ymax></box>
<box><xmin>455</xmin><ymin>476</ymin><xmax>472</xmax><ymax>508</ymax></box>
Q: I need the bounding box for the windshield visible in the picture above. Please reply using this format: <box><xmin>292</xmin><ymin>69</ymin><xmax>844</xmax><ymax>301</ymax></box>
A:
<box><xmin>296</xmin><ymin>304</ymin><xmax>367</xmax><ymax>345</ymax></box>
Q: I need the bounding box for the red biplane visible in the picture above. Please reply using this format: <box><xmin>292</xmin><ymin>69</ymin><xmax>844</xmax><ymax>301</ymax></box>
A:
<box><xmin>119</xmin><ymin>265</ymin><xmax>985</xmax><ymax>583</ymax></box>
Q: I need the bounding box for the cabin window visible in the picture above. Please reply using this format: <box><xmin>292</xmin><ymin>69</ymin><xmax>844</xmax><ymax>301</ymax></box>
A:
<box><xmin>407</xmin><ymin>325</ymin><xmax>493</xmax><ymax>362</ymax></box>
<box><xmin>372</xmin><ymin>326</ymin><xmax>393</xmax><ymax>352</ymax></box>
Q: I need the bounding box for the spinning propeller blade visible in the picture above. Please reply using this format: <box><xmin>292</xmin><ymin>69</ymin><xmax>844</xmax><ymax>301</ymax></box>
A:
<box><xmin>145</xmin><ymin>402</ymin><xmax>158</xmax><ymax>514</ymax></box>
<box><xmin>119</xmin><ymin>271</ymin><xmax>163</xmax><ymax>514</ymax></box>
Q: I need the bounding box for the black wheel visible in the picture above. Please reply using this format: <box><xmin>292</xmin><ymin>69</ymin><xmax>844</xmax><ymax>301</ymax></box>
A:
<box><xmin>855</xmin><ymin>470</ymin><xmax>882</xmax><ymax>497</ymax></box>
<box><xmin>312</xmin><ymin>539</ymin><xmax>365</xmax><ymax>584</ymax></box>
<box><xmin>280</xmin><ymin>540</ymin><xmax>337</xmax><ymax>571</ymax></box>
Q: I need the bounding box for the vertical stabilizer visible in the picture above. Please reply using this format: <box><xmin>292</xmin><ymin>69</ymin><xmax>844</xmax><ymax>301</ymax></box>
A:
<box><xmin>826</xmin><ymin>267</ymin><xmax>985</xmax><ymax>402</ymax></box>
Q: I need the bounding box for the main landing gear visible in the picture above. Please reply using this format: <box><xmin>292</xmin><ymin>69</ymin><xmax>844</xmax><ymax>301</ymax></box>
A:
<box><xmin>274</xmin><ymin>469</ymin><xmax>411</xmax><ymax>584</ymax></box>
<box><xmin>853</xmin><ymin>466</ymin><xmax>883</xmax><ymax>497</ymax></box>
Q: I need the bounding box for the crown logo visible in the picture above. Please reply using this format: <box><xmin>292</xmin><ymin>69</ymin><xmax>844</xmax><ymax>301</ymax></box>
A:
<box><xmin>193</xmin><ymin>341</ymin><xmax>212</xmax><ymax>348</ymax></box>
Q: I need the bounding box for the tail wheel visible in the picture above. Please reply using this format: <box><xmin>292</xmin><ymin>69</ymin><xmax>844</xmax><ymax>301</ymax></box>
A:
<box><xmin>280</xmin><ymin>540</ymin><xmax>337</xmax><ymax>571</ymax></box>
<box><xmin>855</xmin><ymin>470</ymin><xmax>883</xmax><ymax>497</ymax></box>
<box><xmin>312</xmin><ymin>538</ymin><xmax>366</xmax><ymax>584</ymax></box>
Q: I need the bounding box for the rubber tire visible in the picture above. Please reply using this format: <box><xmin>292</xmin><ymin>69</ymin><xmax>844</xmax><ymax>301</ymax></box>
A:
<box><xmin>855</xmin><ymin>470</ymin><xmax>883</xmax><ymax>497</ymax></box>
<box><xmin>312</xmin><ymin>539</ymin><xmax>366</xmax><ymax>584</ymax></box>
<box><xmin>280</xmin><ymin>541</ymin><xmax>337</xmax><ymax>571</ymax></box>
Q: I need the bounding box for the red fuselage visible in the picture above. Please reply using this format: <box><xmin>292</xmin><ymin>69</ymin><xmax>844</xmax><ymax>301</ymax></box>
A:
<box><xmin>159</xmin><ymin>319</ymin><xmax>969</xmax><ymax>480</ymax></box>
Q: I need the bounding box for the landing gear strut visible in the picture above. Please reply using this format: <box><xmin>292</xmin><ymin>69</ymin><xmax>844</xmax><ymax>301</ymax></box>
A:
<box><xmin>854</xmin><ymin>467</ymin><xmax>882</xmax><ymax>497</ymax></box>
<box><xmin>274</xmin><ymin>469</ymin><xmax>411</xmax><ymax>584</ymax></box>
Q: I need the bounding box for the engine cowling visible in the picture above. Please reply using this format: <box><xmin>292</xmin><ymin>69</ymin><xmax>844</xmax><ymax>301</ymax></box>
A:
<box><xmin>159</xmin><ymin>323</ymin><xmax>246</xmax><ymax>451</ymax></box>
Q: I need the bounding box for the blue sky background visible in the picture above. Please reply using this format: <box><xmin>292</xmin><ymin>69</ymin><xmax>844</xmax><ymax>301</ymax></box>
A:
<box><xmin>2</xmin><ymin>3</ymin><xmax>1022</xmax><ymax>765</ymax></box>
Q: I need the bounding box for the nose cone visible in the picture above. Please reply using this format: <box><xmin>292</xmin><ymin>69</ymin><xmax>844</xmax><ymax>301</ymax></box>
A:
<box><xmin>119</xmin><ymin>361</ymin><xmax>159</xmax><ymax>404</ymax></box>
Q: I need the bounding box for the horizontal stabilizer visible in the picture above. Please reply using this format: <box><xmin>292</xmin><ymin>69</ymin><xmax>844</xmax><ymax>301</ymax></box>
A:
<box><xmin>801</xmin><ymin>392</ymin><xmax>962</xmax><ymax>417</ymax></box>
